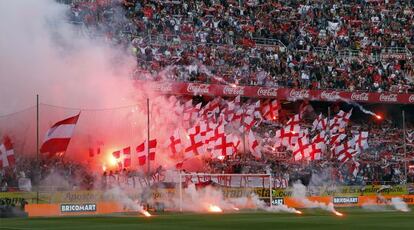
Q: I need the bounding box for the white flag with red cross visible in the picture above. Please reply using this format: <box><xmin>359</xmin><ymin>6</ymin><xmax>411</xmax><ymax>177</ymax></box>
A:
<box><xmin>136</xmin><ymin>139</ymin><xmax>157</xmax><ymax>166</ymax></box>
<box><xmin>248</xmin><ymin>130</ymin><xmax>261</xmax><ymax>159</ymax></box>
<box><xmin>353</xmin><ymin>131</ymin><xmax>369</xmax><ymax>153</ymax></box>
<box><xmin>291</xmin><ymin>136</ymin><xmax>310</xmax><ymax>161</ymax></box>
<box><xmin>0</xmin><ymin>136</ymin><xmax>15</xmax><ymax>169</ymax></box>
<box><xmin>212</xmin><ymin>134</ymin><xmax>236</xmax><ymax>159</ymax></box>
<box><xmin>168</xmin><ymin>129</ymin><xmax>182</xmax><ymax>158</ymax></box>
<box><xmin>261</xmin><ymin>99</ymin><xmax>279</xmax><ymax>121</ymax></box>
<box><xmin>184</xmin><ymin>126</ymin><xmax>205</xmax><ymax>158</ymax></box>
<box><xmin>312</xmin><ymin>113</ymin><xmax>327</xmax><ymax>131</ymax></box>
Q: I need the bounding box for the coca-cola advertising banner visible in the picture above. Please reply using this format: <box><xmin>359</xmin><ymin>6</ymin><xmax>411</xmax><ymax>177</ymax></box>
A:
<box><xmin>144</xmin><ymin>81</ymin><xmax>414</xmax><ymax>104</ymax></box>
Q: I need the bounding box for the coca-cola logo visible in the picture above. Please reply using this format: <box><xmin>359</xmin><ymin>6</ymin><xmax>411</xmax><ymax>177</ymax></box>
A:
<box><xmin>153</xmin><ymin>82</ymin><xmax>173</xmax><ymax>93</ymax></box>
<box><xmin>289</xmin><ymin>89</ymin><xmax>310</xmax><ymax>100</ymax></box>
<box><xmin>187</xmin><ymin>84</ymin><xmax>210</xmax><ymax>95</ymax></box>
<box><xmin>379</xmin><ymin>94</ymin><xmax>398</xmax><ymax>102</ymax></box>
<box><xmin>350</xmin><ymin>92</ymin><xmax>369</xmax><ymax>101</ymax></box>
<box><xmin>257</xmin><ymin>87</ymin><xmax>278</xmax><ymax>97</ymax></box>
<box><xmin>409</xmin><ymin>94</ymin><xmax>414</xmax><ymax>103</ymax></box>
<box><xmin>320</xmin><ymin>91</ymin><xmax>341</xmax><ymax>101</ymax></box>
<box><xmin>223</xmin><ymin>86</ymin><xmax>245</xmax><ymax>95</ymax></box>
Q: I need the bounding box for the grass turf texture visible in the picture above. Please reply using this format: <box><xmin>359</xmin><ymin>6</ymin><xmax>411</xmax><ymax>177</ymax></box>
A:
<box><xmin>1</xmin><ymin>208</ymin><xmax>413</xmax><ymax>230</ymax></box>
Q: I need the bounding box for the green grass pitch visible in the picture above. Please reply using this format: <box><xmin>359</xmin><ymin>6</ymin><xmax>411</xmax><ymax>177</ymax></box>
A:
<box><xmin>1</xmin><ymin>208</ymin><xmax>413</xmax><ymax>230</ymax></box>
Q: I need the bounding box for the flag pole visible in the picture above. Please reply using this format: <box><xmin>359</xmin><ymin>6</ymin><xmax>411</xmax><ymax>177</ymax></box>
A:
<box><xmin>36</xmin><ymin>94</ymin><xmax>39</xmax><ymax>204</ymax></box>
<box><xmin>147</xmin><ymin>98</ymin><xmax>150</xmax><ymax>176</ymax></box>
<box><xmin>402</xmin><ymin>109</ymin><xmax>408</xmax><ymax>184</ymax></box>
<box><xmin>327</xmin><ymin>106</ymin><xmax>331</xmax><ymax>160</ymax></box>
<box><xmin>242</xmin><ymin>98</ymin><xmax>246</xmax><ymax>157</ymax></box>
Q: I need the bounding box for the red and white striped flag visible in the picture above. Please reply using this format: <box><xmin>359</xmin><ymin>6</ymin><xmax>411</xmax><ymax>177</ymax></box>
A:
<box><xmin>0</xmin><ymin>136</ymin><xmax>15</xmax><ymax>169</ymax></box>
<box><xmin>40</xmin><ymin>113</ymin><xmax>80</xmax><ymax>157</ymax></box>
<box><xmin>136</xmin><ymin>139</ymin><xmax>157</xmax><ymax>166</ymax></box>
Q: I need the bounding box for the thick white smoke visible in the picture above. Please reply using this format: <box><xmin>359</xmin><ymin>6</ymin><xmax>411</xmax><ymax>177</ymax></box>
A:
<box><xmin>0</xmin><ymin>0</ymin><xmax>136</xmax><ymax>112</ymax></box>
<box><xmin>104</xmin><ymin>186</ymin><xmax>151</xmax><ymax>216</ymax></box>
<box><xmin>292</xmin><ymin>181</ymin><xmax>340</xmax><ymax>214</ymax></box>
<box><xmin>163</xmin><ymin>184</ymin><xmax>300</xmax><ymax>213</ymax></box>
<box><xmin>362</xmin><ymin>196</ymin><xmax>411</xmax><ymax>212</ymax></box>
<box><xmin>390</xmin><ymin>197</ymin><xmax>410</xmax><ymax>212</ymax></box>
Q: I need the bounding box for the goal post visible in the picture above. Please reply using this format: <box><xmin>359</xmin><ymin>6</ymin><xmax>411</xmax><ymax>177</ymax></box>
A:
<box><xmin>178</xmin><ymin>173</ymin><xmax>273</xmax><ymax>212</ymax></box>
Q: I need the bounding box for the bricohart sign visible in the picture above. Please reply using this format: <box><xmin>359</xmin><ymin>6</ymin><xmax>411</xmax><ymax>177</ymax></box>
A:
<box><xmin>60</xmin><ymin>203</ymin><xmax>97</xmax><ymax>213</ymax></box>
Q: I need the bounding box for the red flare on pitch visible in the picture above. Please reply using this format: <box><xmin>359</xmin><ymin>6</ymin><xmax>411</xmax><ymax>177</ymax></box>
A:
<box><xmin>295</xmin><ymin>210</ymin><xmax>302</xmax><ymax>214</ymax></box>
<box><xmin>333</xmin><ymin>211</ymin><xmax>344</xmax><ymax>217</ymax></box>
<box><xmin>208</xmin><ymin>204</ymin><xmax>223</xmax><ymax>213</ymax></box>
<box><xmin>140</xmin><ymin>209</ymin><xmax>152</xmax><ymax>217</ymax></box>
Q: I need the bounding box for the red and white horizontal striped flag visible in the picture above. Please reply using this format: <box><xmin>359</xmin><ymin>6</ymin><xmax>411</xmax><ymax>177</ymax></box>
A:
<box><xmin>0</xmin><ymin>136</ymin><xmax>15</xmax><ymax>169</ymax></box>
<box><xmin>136</xmin><ymin>139</ymin><xmax>157</xmax><ymax>166</ymax></box>
<box><xmin>40</xmin><ymin>113</ymin><xmax>80</xmax><ymax>157</ymax></box>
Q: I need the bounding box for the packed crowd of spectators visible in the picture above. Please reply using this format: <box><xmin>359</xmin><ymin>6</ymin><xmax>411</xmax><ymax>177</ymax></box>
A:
<box><xmin>3</xmin><ymin>0</ymin><xmax>414</xmax><ymax>192</ymax></box>
<box><xmin>66</xmin><ymin>0</ymin><xmax>414</xmax><ymax>92</ymax></box>
<box><xmin>1</xmin><ymin>101</ymin><xmax>413</xmax><ymax>192</ymax></box>
<box><xmin>204</xmin><ymin>106</ymin><xmax>414</xmax><ymax>186</ymax></box>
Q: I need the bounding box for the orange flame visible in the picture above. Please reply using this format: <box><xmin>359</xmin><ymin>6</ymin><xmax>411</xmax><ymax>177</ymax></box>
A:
<box><xmin>375</xmin><ymin>115</ymin><xmax>382</xmax><ymax>120</ymax></box>
<box><xmin>140</xmin><ymin>210</ymin><xmax>152</xmax><ymax>217</ymax></box>
<box><xmin>208</xmin><ymin>204</ymin><xmax>223</xmax><ymax>213</ymax></box>
<box><xmin>333</xmin><ymin>211</ymin><xmax>343</xmax><ymax>217</ymax></box>
<box><xmin>295</xmin><ymin>210</ymin><xmax>302</xmax><ymax>214</ymax></box>
<box><xmin>107</xmin><ymin>155</ymin><xmax>118</xmax><ymax>167</ymax></box>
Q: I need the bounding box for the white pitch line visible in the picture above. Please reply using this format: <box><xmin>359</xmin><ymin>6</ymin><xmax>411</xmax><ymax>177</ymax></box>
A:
<box><xmin>0</xmin><ymin>227</ymin><xmax>34</xmax><ymax>230</ymax></box>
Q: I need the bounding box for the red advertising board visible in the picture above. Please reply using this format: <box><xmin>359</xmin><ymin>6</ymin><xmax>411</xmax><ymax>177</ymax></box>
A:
<box><xmin>142</xmin><ymin>81</ymin><xmax>414</xmax><ymax>104</ymax></box>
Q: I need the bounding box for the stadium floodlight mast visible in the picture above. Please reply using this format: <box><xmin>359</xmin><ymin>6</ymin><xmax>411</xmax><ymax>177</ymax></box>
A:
<box><xmin>178</xmin><ymin>173</ymin><xmax>273</xmax><ymax>212</ymax></box>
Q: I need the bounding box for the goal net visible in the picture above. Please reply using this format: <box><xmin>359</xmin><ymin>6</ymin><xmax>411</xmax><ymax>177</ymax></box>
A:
<box><xmin>177</xmin><ymin>173</ymin><xmax>273</xmax><ymax>212</ymax></box>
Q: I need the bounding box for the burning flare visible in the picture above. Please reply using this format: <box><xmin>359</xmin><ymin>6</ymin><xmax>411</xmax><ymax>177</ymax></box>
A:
<box><xmin>208</xmin><ymin>204</ymin><xmax>223</xmax><ymax>213</ymax></box>
<box><xmin>333</xmin><ymin>210</ymin><xmax>344</xmax><ymax>217</ymax></box>
<box><xmin>295</xmin><ymin>210</ymin><xmax>303</xmax><ymax>214</ymax></box>
<box><xmin>140</xmin><ymin>209</ymin><xmax>152</xmax><ymax>217</ymax></box>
